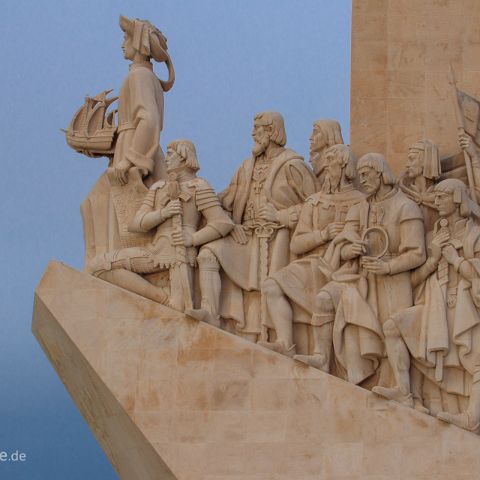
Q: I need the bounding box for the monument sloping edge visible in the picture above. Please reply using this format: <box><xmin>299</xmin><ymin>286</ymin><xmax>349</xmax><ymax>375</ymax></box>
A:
<box><xmin>33</xmin><ymin>261</ymin><xmax>480</xmax><ymax>479</ymax></box>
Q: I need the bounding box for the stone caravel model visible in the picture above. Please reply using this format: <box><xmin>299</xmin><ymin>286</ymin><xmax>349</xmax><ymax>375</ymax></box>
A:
<box><xmin>33</xmin><ymin>4</ymin><xmax>480</xmax><ymax>478</ymax></box>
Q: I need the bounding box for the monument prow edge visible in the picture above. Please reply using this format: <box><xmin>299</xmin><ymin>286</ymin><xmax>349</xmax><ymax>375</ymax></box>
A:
<box><xmin>33</xmin><ymin>261</ymin><xmax>480</xmax><ymax>479</ymax></box>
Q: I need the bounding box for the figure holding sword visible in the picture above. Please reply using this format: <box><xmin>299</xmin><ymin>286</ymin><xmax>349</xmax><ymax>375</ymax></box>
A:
<box><xmin>86</xmin><ymin>140</ymin><xmax>234</xmax><ymax>311</ymax></box>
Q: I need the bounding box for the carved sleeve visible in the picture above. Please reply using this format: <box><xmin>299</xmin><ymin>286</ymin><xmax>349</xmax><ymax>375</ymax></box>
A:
<box><xmin>124</xmin><ymin>69</ymin><xmax>163</xmax><ymax>174</ymax></box>
<box><xmin>218</xmin><ymin>166</ymin><xmax>241</xmax><ymax>215</ymax></box>
<box><xmin>129</xmin><ymin>189</ymin><xmax>163</xmax><ymax>233</ymax></box>
<box><xmin>290</xmin><ymin>202</ymin><xmax>324</xmax><ymax>255</ymax></box>
<box><xmin>340</xmin><ymin>204</ymin><xmax>361</xmax><ymax>260</ymax></box>
<box><xmin>388</xmin><ymin>217</ymin><xmax>426</xmax><ymax>275</ymax></box>
<box><xmin>276</xmin><ymin>161</ymin><xmax>316</xmax><ymax>229</ymax></box>
<box><xmin>192</xmin><ymin>182</ymin><xmax>234</xmax><ymax>246</ymax></box>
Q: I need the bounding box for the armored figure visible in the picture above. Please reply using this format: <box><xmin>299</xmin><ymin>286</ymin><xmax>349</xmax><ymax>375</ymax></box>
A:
<box><xmin>87</xmin><ymin>140</ymin><xmax>233</xmax><ymax>311</ymax></box>
<box><xmin>314</xmin><ymin>153</ymin><xmax>426</xmax><ymax>385</ymax></box>
<box><xmin>259</xmin><ymin>144</ymin><xmax>364</xmax><ymax>364</ymax></box>
<box><xmin>187</xmin><ymin>112</ymin><xmax>316</xmax><ymax>337</ymax></box>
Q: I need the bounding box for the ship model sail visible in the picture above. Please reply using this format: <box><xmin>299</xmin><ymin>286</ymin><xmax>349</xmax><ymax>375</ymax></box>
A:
<box><xmin>65</xmin><ymin>89</ymin><xmax>118</xmax><ymax>157</ymax></box>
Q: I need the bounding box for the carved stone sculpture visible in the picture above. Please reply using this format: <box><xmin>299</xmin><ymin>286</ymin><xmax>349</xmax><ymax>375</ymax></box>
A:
<box><xmin>79</xmin><ymin>15</ymin><xmax>175</xmax><ymax>265</ymax></box>
<box><xmin>314</xmin><ymin>153</ymin><xmax>426</xmax><ymax>385</ymax></box>
<box><xmin>308</xmin><ymin>119</ymin><xmax>344</xmax><ymax>188</ymax></box>
<box><xmin>373</xmin><ymin>179</ymin><xmax>480</xmax><ymax>432</ymax></box>
<box><xmin>86</xmin><ymin>140</ymin><xmax>233</xmax><ymax>311</ymax></box>
<box><xmin>187</xmin><ymin>112</ymin><xmax>316</xmax><ymax>336</ymax></box>
<box><xmin>399</xmin><ymin>139</ymin><xmax>441</xmax><ymax>233</ymax></box>
<box><xmin>259</xmin><ymin>144</ymin><xmax>364</xmax><ymax>365</ymax></box>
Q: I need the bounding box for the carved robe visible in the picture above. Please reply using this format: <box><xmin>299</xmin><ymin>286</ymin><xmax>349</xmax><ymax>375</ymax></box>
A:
<box><xmin>114</xmin><ymin>61</ymin><xmax>165</xmax><ymax>180</ymax></box>
<box><xmin>392</xmin><ymin>218</ymin><xmax>480</xmax><ymax>406</ymax></box>
<box><xmin>81</xmin><ymin>61</ymin><xmax>166</xmax><ymax>263</ymax></box>
<box><xmin>399</xmin><ymin>173</ymin><xmax>438</xmax><ymax>234</ymax></box>
<box><xmin>320</xmin><ymin>188</ymin><xmax>426</xmax><ymax>384</ymax></box>
<box><xmin>266</xmin><ymin>186</ymin><xmax>364</xmax><ymax>325</ymax></box>
<box><xmin>204</xmin><ymin>148</ymin><xmax>316</xmax><ymax>335</ymax></box>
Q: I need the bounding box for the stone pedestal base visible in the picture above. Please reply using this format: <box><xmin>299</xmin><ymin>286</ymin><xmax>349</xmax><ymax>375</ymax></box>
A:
<box><xmin>33</xmin><ymin>262</ymin><xmax>480</xmax><ymax>479</ymax></box>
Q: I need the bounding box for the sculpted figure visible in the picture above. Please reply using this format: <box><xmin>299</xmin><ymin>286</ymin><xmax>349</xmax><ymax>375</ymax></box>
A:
<box><xmin>459</xmin><ymin>131</ymin><xmax>480</xmax><ymax>204</ymax></box>
<box><xmin>259</xmin><ymin>144</ymin><xmax>364</xmax><ymax>361</ymax></box>
<box><xmin>399</xmin><ymin>139</ymin><xmax>441</xmax><ymax>233</ymax></box>
<box><xmin>374</xmin><ymin>179</ymin><xmax>480</xmax><ymax>432</ymax></box>
<box><xmin>187</xmin><ymin>112</ymin><xmax>316</xmax><ymax>337</ymax></box>
<box><xmin>80</xmin><ymin>15</ymin><xmax>175</xmax><ymax>263</ymax></box>
<box><xmin>312</xmin><ymin>153</ymin><xmax>426</xmax><ymax>384</ymax></box>
<box><xmin>87</xmin><ymin>140</ymin><xmax>234</xmax><ymax>311</ymax></box>
<box><xmin>113</xmin><ymin>15</ymin><xmax>175</xmax><ymax>184</ymax></box>
<box><xmin>308</xmin><ymin>119</ymin><xmax>344</xmax><ymax>187</ymax></box>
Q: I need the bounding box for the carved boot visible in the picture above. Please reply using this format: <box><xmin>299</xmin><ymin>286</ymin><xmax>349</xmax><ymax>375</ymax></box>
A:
<box><xmin>413</xmin><ymin>398</ymin><xmax>430</xmax><ymax>415</ymax></box>
<box><xmin>294</xmin><ymin>319</ymin><xmax>333</xmax><ymax>373</ymax></box>
<box><xmin>185</xmin><ymin>308</ymin><xmax>221</xmax><ymax>328</ymax></box>
<box><xmin>258</xmin><ymin>340</ymin><xmax>296</xmax><ymax>357</ymax></box>
<box><xmin>372</xmin><ymin>386</ymin><xmax>414</xmax><ymax>408</ymax></box>
<box><xmin>191</xmin><ymin>248</ymin><xmax>222</xmax><ymax>328</ymax></box>
<box><xmin>294</xmin><ymin>353</ymin><xmax>330</xmax><ymax>372</ymax></box>
<box><xmin>437</xmin><ymin>371</ymin><xmax>480</xmax><ymax>432</ymax></box>
<box><xmin>436</xmin><ymin>411</ymin><xmax>480</xmax><ymax>431</ymax></box>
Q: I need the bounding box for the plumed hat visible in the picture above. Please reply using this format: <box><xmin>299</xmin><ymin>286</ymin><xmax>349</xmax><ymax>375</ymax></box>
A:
<box><xmin>119</xmin><ymin>15</ymin><xmax>175</xmax><ymax>91</ymax></box>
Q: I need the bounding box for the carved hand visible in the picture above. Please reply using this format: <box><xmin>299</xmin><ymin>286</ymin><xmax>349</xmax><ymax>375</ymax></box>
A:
<box><xmin>442</xmin><ymin>244</ymin><xmax>459</xmax><ymax>264</ymax></box>
<box><xmin>458</xmin><ymin>131</ymin><xmax>479</xmax><ymax>159</ymax></box>
<box><xmin>172</xmin><ymin>230</ymin><xmax>193</xmax><ymax>247</ymax></box>
<box><xmin>114</xmin><ymin>159</ymin><xmax>133</xmax><ymax>185</ymax></box>
<box><xmin>430</xmin><ymin>230</ymin><xmax>450</xmax><ymax>261</ymax></box>
<box><xmin>182</xmin><ymin>231</ymin><xmax>194</xmax><ymax>247</ymax></box>
<box><xmin>349</xmin><ymin>241</ymin><xmax>367</xmax><ymax>258</ymax></box>
<box><xmin>162</xmin><ymin>199</ymin><xmax>182</xmax><ymax>219</ymax></box>
<box><xmin>322</xmin><ymin>222</ymin><xmax>345</xmax><ymax>241</ymax></box>
<box><xmin>231</xmin><ymin>224</ymin><xmax>248</xmax><ymax>244</ymax></box>
<box><xmin>258</xmin><ymin>203</ymin><xmax>279</xmax><ymax>223</ymax></box>
<box><xmin>361</xmin><ymin>257</ymin><xmax>391</xmax><ymax>275</ymax></box>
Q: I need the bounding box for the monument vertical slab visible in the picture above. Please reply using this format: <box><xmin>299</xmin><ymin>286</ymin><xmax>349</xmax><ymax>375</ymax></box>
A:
<box><xmin>351</xmin><ymin>0</ymin><xmax>480</xmax><ymax>172</ymax></box>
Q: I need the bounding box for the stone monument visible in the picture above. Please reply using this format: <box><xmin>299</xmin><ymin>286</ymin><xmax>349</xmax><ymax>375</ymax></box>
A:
<box><xmin>33</xmin><ymin>6</ymin><xmax>480</xmax><ymax>479</ymax></box>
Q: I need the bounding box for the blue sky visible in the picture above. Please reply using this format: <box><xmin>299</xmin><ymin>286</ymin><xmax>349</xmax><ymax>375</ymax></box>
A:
<box><xmin>0</xmin><ymin>1</ymin><xmax>351</xmax><ymax>478</ymax></box>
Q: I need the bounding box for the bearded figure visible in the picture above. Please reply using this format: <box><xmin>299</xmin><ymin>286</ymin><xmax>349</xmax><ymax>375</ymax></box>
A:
<box><xmin>309</xmin><ymin>119</ymin><xmax>344</xmax><ymax>188</ymax></box>
<box><xmin>187</xmin><ymin>112</ymin><xmax>316</xmax><ymax>340</ymax></box>
<box><xmin>258</xmin><ymin>144</ymin><xmax>364</xmax><ymax>363</ymax></box>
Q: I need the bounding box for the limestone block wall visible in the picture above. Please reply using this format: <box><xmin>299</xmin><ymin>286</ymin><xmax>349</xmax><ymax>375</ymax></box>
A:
<box><xmin>350</xmin><ymin>0</ymin><xmax>480</xmax><ymax>173</ymax></box>
<box><xmin>33</xmin><ymin>262</ymin><xmax>480</xmax><ymax>479</ymax></box>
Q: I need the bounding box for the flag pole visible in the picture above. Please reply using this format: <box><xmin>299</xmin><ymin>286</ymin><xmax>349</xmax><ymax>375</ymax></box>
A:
<box><xmin>448</xmin><ymin>63</ymin><xmax>477</xmax><ymax>201</ymax></box>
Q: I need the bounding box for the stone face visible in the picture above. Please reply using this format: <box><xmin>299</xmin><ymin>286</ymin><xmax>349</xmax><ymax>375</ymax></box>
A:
<box><xmin>33</xmin><ymin>262</ymin><xmax>480</xmax><ymax>479</ymax></box>
<box><xmin>350</xmin><ymin>0</ymin><xmax>480</xmax><ymax>173</ymax></box>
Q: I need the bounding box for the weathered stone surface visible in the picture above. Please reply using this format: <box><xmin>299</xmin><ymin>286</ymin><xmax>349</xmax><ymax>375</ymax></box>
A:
<box><xmin>351</xmin><ymin>0</ymin><xmax>480</xmax><ymax>173</ymax></box>
<box><xmin>33</xmin><ymin>262</ymin><xmax>480</xmax><ymax>479</ymax></box>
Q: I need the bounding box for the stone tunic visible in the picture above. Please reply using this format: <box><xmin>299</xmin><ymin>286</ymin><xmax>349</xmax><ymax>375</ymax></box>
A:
<box><xmin>392</xmin><ymin>218</ymin><xmax>480</xmax><ymax>398</ymax></box>
<box><xmin>268</xmin><ymin>186</ymin><xmax>364</xmax><ymax>324</ymax></box>
<box><xmin>320</xmin><ymin>187</ymin><xmax>426</xmax><ymax>384</ymax></box>
<box><xmin>114</xmin><ymin>61</ymin><xmax>165</xmax><ymax>180</ymax></box>
<box><xmin>204</xmin><ymin>148</ymin><xmax>316</xmax><ymax>334</ymax></box>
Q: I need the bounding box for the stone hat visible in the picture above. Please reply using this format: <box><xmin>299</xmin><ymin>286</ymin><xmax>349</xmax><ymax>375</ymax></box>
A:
<box><xmin>409</xmin><ymin>139</ymin><xmax>441</xmax><ymax>180</ymax></box>
<box><xmin>119</xmin><ymin>15</ymin><xmax>169</xmax><ymax>63</ymax></box>
<box><xmin>119</xmin><ymin>15</ymin><xmax>175</xmax><ymax>92</ymax></box>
